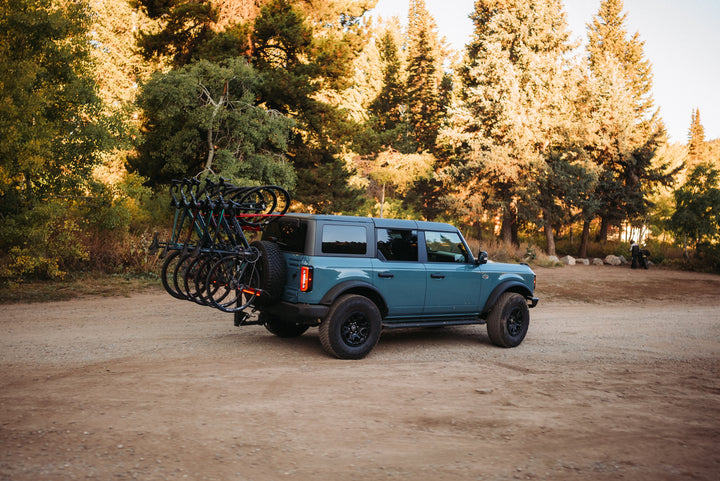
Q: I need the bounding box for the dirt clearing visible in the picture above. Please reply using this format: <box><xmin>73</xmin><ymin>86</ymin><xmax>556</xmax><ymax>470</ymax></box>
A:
<box><xmin>1</xmin><ymin>265</ymin><xmax>719</xmax><ymax>480</ymax></box>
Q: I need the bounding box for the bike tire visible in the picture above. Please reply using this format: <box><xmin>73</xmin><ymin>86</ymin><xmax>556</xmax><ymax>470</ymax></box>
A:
<box><xmin>205</xmin><ymin>254</ymin><xmax>261</xmax><ymax>312</ymax></box>
<box><xmin>160</xmin><ymin>250</ymin><xmax>185</xmax><ymax>299</ymax></box>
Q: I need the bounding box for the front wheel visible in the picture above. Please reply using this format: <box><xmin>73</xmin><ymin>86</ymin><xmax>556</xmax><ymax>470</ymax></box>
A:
<box><xmin>319</xmin><ymin>295</ymin><xmax>382</xmax><ymax>359</ymax></box>
<box><xmin>486</xmin><ymin>292</ymin><xmax>529</xmax><ymax>348</ymax></box>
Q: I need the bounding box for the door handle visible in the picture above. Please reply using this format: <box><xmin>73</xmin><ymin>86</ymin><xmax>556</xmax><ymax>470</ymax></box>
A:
<box><xmin>378</xmin><ymin>272</ymin><xmax>394</xmax><ymax>278</ymax></box>
<box><xmin>430</xmin><ymin>273</ymin><xmax>445</xmax><ymax>279</ymax></box>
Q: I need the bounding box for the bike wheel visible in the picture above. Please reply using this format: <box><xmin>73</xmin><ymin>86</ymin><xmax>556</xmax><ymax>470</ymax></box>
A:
<box><xmin>160</xmin><ymin>250</ymin><xmax>185</xmax><ymax>299</ymax></box>
<box><xmin>183</xmin><ymin>253</ymin><xmax>219</xmax><ymax>306</ymax></box>
<box><xmin>173</xmin><ymin>252</ymin><xmax>197</xmax><ymax>301</ymax></box>
<box><xmin>205</xmin><ymin>254</ymin><xmax>261</xmax><ymax>312</ymax></box>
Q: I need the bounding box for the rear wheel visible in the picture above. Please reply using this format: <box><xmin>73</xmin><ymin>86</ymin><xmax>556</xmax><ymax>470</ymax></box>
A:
<box><xmin>262</xmin><ymin>313</ymin><xmax>309</xmax><ymax>338</ymax></box>
<box><xmin>319</xmin><ymin>295</ymin><xmax>382</xmax><ymax>359</ymax></box>
<box><xmin>486</xmin><ymin>292</ymin><xmax>529</xmax><ymax>348</ymax></box>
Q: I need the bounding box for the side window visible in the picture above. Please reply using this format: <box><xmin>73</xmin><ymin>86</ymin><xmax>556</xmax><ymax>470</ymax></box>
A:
<box><xmin>321</xmin><ymin>224</ymin><xmax>367</xmax><ymax>254</ymax></box>
<box><xmin>425</xmin><ymin>231</ymin><xmax>469</xmax><ymax>263</ymax></box>
<box><xmin>377</xmin><ymin>229</ymin><xmax>418</xmax><ymax>262</ymax></box>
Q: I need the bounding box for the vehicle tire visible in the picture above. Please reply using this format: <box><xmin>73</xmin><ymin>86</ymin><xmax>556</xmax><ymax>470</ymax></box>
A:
<box><xmin>250</xmin><ymin>240</ymin><xmax>286</xmax><ymax>307</ymax></box>
<box><xmin>486</xmin><ymin>292</ymin><xmax>529</xmax><ymax>348</ymax></box>
<box><xmin>319</xmin><ymin>295</ymin><xmax>382</xmax><ymax>359</ymax></box>
<box><xmin>261</xmin><ymin>312</ymin><xmax>309</xmax><ymax>338</ymax></box>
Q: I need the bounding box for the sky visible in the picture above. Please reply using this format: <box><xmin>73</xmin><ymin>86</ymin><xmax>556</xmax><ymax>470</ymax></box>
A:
<box><xmin>369</xmin><ymin>0</ymin><xmax>720</xmax><ymax>144</ymax></box>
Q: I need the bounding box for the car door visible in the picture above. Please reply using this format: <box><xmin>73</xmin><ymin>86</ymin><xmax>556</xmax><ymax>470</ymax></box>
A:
<box><xmin>422</xmin><ymin>230</ymin><xmax>482</xmax><ymax>315</ymax></box>
<box><xmin>371</xmin><ymin>228</ymin><xmax>427</xmax><ymax>318</ymax></box>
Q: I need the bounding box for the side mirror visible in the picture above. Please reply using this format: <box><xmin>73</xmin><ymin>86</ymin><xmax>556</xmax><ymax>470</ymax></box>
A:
<box><xmin>475</xmin><ymin>251</ymin><xmax>488</xmax><ymax>266</ymax></box>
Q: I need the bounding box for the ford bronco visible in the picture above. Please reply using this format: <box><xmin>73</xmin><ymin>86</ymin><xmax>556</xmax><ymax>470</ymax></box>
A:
<box><xmin>242</xmin><ymin>214</ymin><xmax>538</xmax><ymax>359</ymax></box>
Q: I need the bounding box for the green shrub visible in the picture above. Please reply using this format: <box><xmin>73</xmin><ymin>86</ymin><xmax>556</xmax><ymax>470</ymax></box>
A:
<box><xmin>0</xmin><ymin>201</ymin><xmax>89</xmax><ymax>285</ymax></box>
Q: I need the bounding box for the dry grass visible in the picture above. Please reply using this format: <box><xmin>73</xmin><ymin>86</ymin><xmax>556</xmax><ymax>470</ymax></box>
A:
<box><xmin>0</xmin><ymin>272</ymin><xmax>162</xmax><ymax>304</ymax></box>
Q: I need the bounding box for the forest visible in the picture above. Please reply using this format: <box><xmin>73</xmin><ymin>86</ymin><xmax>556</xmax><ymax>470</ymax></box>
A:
<box><xmin>2</xmin><ymin>0</ymin><xmax>720</xmax><ymax>289</ymax></box>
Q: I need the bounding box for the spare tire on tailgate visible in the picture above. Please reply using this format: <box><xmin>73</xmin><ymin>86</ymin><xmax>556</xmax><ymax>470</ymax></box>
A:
<box><xmin>251</xmin><ymin>240</ymin><xmax>286</xmax><ymax>307</ymax></box>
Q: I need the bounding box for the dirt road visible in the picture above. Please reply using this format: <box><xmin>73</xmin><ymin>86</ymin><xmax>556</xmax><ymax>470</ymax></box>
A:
<box><xmin>1</xmin><ymin>265</ymin><xmax>719</xmax><ymax>480</ymax></box>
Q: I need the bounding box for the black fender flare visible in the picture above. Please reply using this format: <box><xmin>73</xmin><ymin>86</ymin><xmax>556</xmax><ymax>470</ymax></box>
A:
<box><xmin>319</xmin><ymin>280</ymin><xmax>389</xmax><ymax>317</ymax></box>
<box><xmin>481</xmin><ymin>280</ymin><xmax>533</xmax><ymax>318</ymax></box>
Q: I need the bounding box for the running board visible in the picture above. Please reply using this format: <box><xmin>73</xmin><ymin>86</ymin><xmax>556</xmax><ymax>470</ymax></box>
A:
<box><xmin>382</xmin><ymin>318</ymin><xmax>485</xmax><ymax>330</ymax></box>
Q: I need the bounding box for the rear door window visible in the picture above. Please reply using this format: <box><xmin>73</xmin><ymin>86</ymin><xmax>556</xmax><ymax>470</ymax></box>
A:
<box><xmin>376</xmin><ymin>228</ymin><xmax>418</xmax><ymax>262</ymax></box>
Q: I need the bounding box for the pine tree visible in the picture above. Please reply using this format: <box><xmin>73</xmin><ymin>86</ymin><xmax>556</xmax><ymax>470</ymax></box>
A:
<box><xmin>669</xmin><ymin>163</ymin><xmax>720</xmax><ymax>255</ymax></box>
<box><xmin>133</xmin><ymin>0</ymin><xmax>218</xmax><ymax>66</ymax></box>
<box><xmin>406</xmin><ymin>0</ymin><xmax>444</xmax><ymax>153</ymax></box>
<box><xmin>131</xmin><ymin>0</ymin><xmax>377</xmax><ymax>211</ymax></box>
<box><xmin>130</xmin><ymin>59</ymin><xmax>296</xmax><ymax>188</ymax></box>
<box><xmin>687</xmin><ymin>108</ymin><xmax>706</xmax><ymax>169</ymax></box>
<box><xmin>249</xmin><ymin>0</ymin><xmax>373</xmax><ymax>212</ymax></box>
<box><xmin>368</xmin><ymin>27</ymin><xmax>408</xmax><ymax>150</ymax></box>
<box><xmin>88</xmin><ymin>0</ymin><xmax>163</xmax><ymax>108</ymax></box>
<box><xmin>440</xmin><ymin>0</ymin><xmax>578</xmax><ymax>247</ymax></box>
<box><xmin>585</xmin><ymin>0</ymin><xmax>669</xmax><ymax>242</ymax></box>
<box><xmin>587</xmin><ymin>0</ymin><xmax>654</xmax><ymax>119</ymax></box>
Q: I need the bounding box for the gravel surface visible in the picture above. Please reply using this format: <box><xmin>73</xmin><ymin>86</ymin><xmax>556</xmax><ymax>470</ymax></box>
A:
<box><xmin>1</xmin><ymin>265</ymin><xmax>719</xmax><ymax>480</ymax></box>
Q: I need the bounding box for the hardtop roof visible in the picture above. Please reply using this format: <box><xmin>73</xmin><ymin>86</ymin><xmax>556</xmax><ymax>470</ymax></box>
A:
<box><xmin>279</xmin><ymin>213</ymin><xmax>459</xmax><ymax>233</ymax></box>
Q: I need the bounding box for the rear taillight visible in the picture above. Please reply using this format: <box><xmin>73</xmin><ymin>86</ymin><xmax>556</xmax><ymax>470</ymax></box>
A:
<box><xmin>300</xmin><ymin>266</ymin><xmax>313</xmax><ymax>292</ymax></box>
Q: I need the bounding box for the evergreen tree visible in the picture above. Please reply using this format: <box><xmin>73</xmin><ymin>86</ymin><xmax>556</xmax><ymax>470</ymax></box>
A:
<box><xmin>88</xmin><ymin>0</ymin><xmax>163</xmax><ymax>108</ymax></box>
<box><xmin>669</xmin><ymin>163</ymin><xmax>720</xmax><ymax>255</ymax></box>
<box><xmin>587</xmin><ymin>0</ymin><xmax>654</xmax><ymax>119</ymax></box>
<box><xmin>369</xmin><ymin>149</ymin><xmax>435</xmax><ymax>218</ymax></box>
<box><xmin>132</xmin><ymin>0</ymin><xmax>218</xmax><ymax>66</ymax></box>
<box><xmin>132</xmin><ymin>0</ymin><xmax>375</xmax><ymax>211</ymax></box>
<box><xmin>248</xmin><ymin>0</ymin><xmax>373</xmax><ymax>212</ymax></box>
<box><xmin>368</xmin><ymin>27</ymin><xmax>409</xmax><ymax>152</ymax></box>
<box><xmin>440</xmin><ymin>0</ymin><xmax>578</xmax><ymax>247</ymax></box>
<box><xmin>406</xmin><ymin>0</ymin><xmax>444</xmax><ymax>152</ymax></box>
<box><xmin>586</xmin><ymin>0</ymin><xmax>668</xmax><ymax>242</ymax></box>
<box><xmin>687</xmin><ymin>108</ymin><xmax>706</xmax><ymax>169</ymax></box>
<box><xmin>130</xmin><ymin>58</ymin><xmax>296</xmax><ymax>188</ymax></box>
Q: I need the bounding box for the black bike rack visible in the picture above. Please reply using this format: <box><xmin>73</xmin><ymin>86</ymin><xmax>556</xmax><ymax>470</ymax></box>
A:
<box><xmin>151</xmin><ymin>178</ymin><xmax>290</xmax><ymax>313</ymax></box>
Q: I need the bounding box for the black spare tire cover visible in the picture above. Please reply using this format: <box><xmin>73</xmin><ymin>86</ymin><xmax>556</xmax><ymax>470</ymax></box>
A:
<box><xmin>251</xmin><ymin>240</ymin><xmax>286</xmax><ymax>306</ymax></box>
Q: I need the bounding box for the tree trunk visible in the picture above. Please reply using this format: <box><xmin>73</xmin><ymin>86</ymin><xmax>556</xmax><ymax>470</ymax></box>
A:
<box><xmin>500</xmin><ymin>207</ymin><xmax>515</xmax><ymax>245</ymax></box>
<box><xmin>542</xmin><ymin>208</ymin><xmax>556</xmax><ymax>257</ymax></box>
<box><xmin>379</xmin><ymin>183</ymin><xmax>386</xmax><ymax>218</ymax></box>
<box><xmin>202</xmin><ymin>80</ymin><xmax>227</xmax><ymax>173</ymax></box>
<box><xmin>597</xmin><ymin>215</ymin><xmax>609</xmax><ymax>242</ymax></box>
<box><xmin>204</xmin><ymin>127</ymin><xmax>215</xmax><ymax>172</ymax></box>
<box><xmin>579</xmin><ymin>220</ymin><xmax>591</xmax><ymax>258</ymax></box>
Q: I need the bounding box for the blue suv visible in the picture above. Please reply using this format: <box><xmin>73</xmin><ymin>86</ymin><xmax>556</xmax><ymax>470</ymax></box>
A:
<box><xmin>245</xmin><ymin>214</ymin><xmax>538</xmax><ymax>359</ymax></box>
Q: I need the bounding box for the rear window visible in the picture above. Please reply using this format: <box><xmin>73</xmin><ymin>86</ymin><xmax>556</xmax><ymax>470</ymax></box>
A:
<box><xmin>321</xmin><ymin>225</ymin><xmax>367</xmax><ymax>255</ymax></box>
<box><xmin>262</xmin><ymin>219</ymin><xmax>308</xmax><ymax>254</ymax></box>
